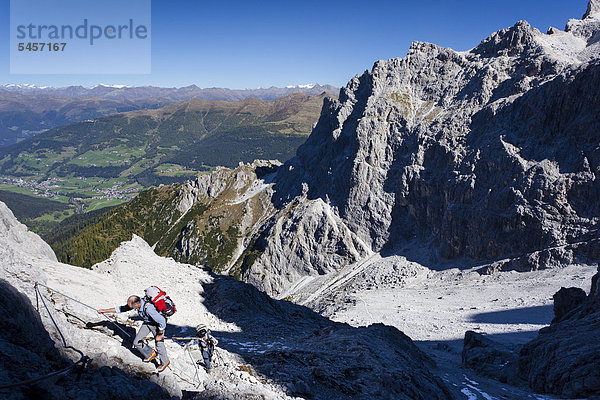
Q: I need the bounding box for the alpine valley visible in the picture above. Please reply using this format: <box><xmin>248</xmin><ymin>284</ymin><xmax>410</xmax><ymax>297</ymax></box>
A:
<box><xmin>1</xmin><ymin>2</ymin><xmax>600</xmax><ymax>400</ymax></box>
<box><xmin>0</xmin><ymin>92</ymin><xmax>332</xmax><ymax>234</ymax></box>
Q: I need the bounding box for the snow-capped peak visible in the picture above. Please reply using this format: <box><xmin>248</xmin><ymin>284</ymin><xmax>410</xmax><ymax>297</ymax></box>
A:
<box><xmin>90</xmin><ymin>84</ymin><xmax>131</xmax><ymax>89</ymax></box>
<box><xmin>286</xmin><ymin>83</ymin><xmax>317</xmax><ymax>89</ymax></box>
<box><xmin>2</xmin><ymin>83</ymin><xmax>50</xmax><ymax>90</ymax></box>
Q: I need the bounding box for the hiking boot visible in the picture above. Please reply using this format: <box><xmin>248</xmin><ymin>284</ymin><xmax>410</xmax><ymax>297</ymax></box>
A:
<box><xmin>156</xmin><ymin>361</ymin><xmax>170</xmax><ymax>373</ymax></box>
<box><xmin>143</xmin><ymin>350</ymin><xmax>157</xmax><ymax>362</ymax></box>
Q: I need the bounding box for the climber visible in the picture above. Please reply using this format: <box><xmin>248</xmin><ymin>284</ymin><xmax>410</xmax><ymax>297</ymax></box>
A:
<box><xmin>98</xmin><ymin>294</ymin><xmax>170</xmax><ymax>372</ymax></box>
<box><xmin>195</xmin><ymin>324</ymin><xmax>218</xmax><ymax>370</ymax></box>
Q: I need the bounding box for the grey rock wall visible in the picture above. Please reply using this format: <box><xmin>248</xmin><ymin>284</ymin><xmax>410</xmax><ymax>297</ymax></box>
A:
<box><xmin>241</xmin><ymin>2</ymin><xmax>600</xmax><ymax>294</ymax></box>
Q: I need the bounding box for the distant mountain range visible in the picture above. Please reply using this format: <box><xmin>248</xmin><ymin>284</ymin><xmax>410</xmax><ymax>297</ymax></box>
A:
<box><xmin>1</xmin><ymin>83</ymin><xmax>338</xmax><ymax>101</ymax></box>
<box><xmin>0</xmin><ymin>91</ymin><xmax>172</xmax><ymax>147</ymax></box>
<box><xmin>0</xmin><ymin>92</ymin><xmax>330</xmax><ymax>212</ymax></box>
<box><xmin>0</xmin><ymin>84</ymin><xmax>338</xmax><ymax>147</ymax></box>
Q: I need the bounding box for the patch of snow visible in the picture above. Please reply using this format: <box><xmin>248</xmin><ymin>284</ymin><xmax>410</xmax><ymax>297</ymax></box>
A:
<box><xmin>285</xmin><ymin>83</ymin><xmax>317</xmax><ymax>89</ymax></box>
<box><xmin>461</xmin><ymin>387</ymin><xmax>478</xmax><ymax>400</ymax></box>
<box><xmin>2</xmin><ymin>83</ymin><xmax>51</xmax><ymax>90</ymax></box>
<box><xmin>464</xmin><ymin>380</ymin><xmax>495</xmax><ymax>400</ymax></box>
<box><xmin>464</xmin><ymin>375</ymin><xmax>479</xmax><ymax>386</ymax></box>
<box><xmin>91</xmin><ymin>84</ymin><xmax>131</xmax><ymax>89</ymax></box>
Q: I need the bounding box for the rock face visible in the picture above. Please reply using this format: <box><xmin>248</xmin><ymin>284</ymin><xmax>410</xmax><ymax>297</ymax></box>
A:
<box><xmin>517</xmin><ymin>266</ymin><xmax>600</xmax><ymax>397</ymax></box>
<box><xmin>0</xmin><ymin>203</ymin><xmax>174</xmax><ymax>399</ymax></box>
<box><xmin>0</xmin><ymin>201</ymin><xmax>56</xmax><ymax>271</ymax></box>
<box><xmin>276</xmin><ymin>17</ymin><xmax>598</xmax><ymax>258</ymax></box>
<box><xmin>0</xmin><ymin>200</ymin><xmax>455</xmax><ymax>399</ymax></box>
<box><xmin>240</xmin><ymin>0</ymin><xmax>600</xmax><ymax>294</ymax></box>
<box><xmin>244</xmin><ymin>197</ymin><xmax>370</xmax><ymax>295</ymax></box>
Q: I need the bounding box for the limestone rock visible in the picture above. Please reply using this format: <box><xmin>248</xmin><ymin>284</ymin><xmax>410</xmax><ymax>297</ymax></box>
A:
<box><xmin>259</xmin><ymin>2</ymin><xmax>600</xmax><ymax>294</ymax></box>
<box><xmin>517</xmin><ymin>268</ymin><xmax>600</xmax><ymax>397</ymax></box>
<box><xmin>551</xmin><ymin>286</ymin><xmax>587</xmax><ymax>323</ymax></box>
<box><xmin>462</xmin><ymin>331</ymin><xmax>520</xmax><ymax>385</ymax></box>
<box><xmin>0</xmin><ymin>205</ymin><xmax>173</xmax><ymax>400</ymax></box>
<box><xmin>245</xmin><ymin>198</ymin><xmax>370</xmax><ymax>296</ymax></box>
<box><xmin>584</xmin><ymin>0</ymin><xmax>600</xmax><ymax>19</ymax></box>
<box><xmin>588</xmin><ymin>261</ymin><xmax>600</xmax><ymax>297</ymax></box>
<box><xmin>0</xmin><ymin>201</ymin><xmax>56</xmax><ymax>292</ymax></box>
<box><xmin>1</xmin><ymin>199</ymin><xmax>454</xmax><ymax>399</ymax></box>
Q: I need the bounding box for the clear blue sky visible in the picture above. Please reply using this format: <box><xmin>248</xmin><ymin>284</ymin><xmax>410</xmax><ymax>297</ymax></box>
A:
<box><xmin>0</xmin><ymin>0</ymin><xmax>590</xmax><ymax>89</ymax></box>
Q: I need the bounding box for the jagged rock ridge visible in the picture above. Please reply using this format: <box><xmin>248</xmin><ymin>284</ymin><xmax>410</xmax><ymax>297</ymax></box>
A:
<box><xmin>159</xmin><ymin>1</ymin><xmax>600</xmax><ymax>295</ymax></box>
<box><xmin>244</xmin><ymin>1</ymin><xmax>600</xmax><ymax>293</ymax></box>
<box><xmin>51</xmin><ymin>2</ymin><xmax>599</xmax><ymax>298</ymax></box>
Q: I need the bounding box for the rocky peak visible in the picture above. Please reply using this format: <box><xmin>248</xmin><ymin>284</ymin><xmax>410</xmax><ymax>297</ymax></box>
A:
<box><xmin>566</xmin><ymin>0</ymin><xmax>600</xmax><ymax>43</ymax></box>
<box><xmin>473</xmin><ymin>21</ymin><xmax>538</xmax><ymax>57</ymax></box>
<box><xmin>0</xmin><ymin>200</ymin><xmax>56</xmax><ymax>264</ymax></box>
<box><xmin>584</xmin><ymin>0</ymin><xmax>600</xmax><ymax>19</ymax></box>
<box><xmin>253</xmin><ymin>1</ymin><xmax>600</xmax><ymax>294</ymax></box>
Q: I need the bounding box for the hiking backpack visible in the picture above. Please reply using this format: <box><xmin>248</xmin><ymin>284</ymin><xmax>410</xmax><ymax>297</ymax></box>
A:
<box><xmin>144</xmin><ymin>286</ymin><xmax>177</xmax><ymax>317</ymax></box>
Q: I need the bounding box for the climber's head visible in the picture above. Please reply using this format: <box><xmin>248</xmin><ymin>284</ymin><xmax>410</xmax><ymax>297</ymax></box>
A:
<box><xmin>127</xmin><ymin>295</ymin><xmax>141</xmax><ymax>309</ymax></box>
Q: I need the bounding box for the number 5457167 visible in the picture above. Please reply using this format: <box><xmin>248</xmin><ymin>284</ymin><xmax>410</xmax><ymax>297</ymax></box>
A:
<box><xmin>18</xmin><ymin>42</ymin><xmax>66</xmax><ymax>51</ymax></box>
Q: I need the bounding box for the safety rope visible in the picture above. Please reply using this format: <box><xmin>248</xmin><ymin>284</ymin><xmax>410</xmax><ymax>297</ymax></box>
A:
<box><xmin>32</xmin><ymin>282</ymin><xmax>216</xmax><ymax>390</ymax></box>
<box><xmin>214</xmin><ymin>347</ymin><xmax>224</xmax><ymax>366</ymax></box>
<box><xmin>161</xmin><ymin>337</ymin><xmax>203</xmax><ymax>387</ymax></box>
<box><xmin>184</xmin><ymin>342</ymin><xmax>202</xmax><ymax>388</ymax></box>
<box><xmin>35</xmin><ymin>283</ymin><xmax>85</xmax><ymax>358</ymax></box>
<box><xmin>0</xmin><ymin>357</ymin><xmax>88</xmax><ymax>390</ymax></box>
<box><xmin>0</xmin><ymin>284</ymin><xmax>93</xmax><ymax>390</ymax></box>
<box><xmin>143</xmin><ymin>337</ymin><xmax>204</xmax><ymax>387</ymax></box>
<box><xmin>35</xmin><ymin>282</ymin><xmax>133</xmax><ymax>339</ymax></box>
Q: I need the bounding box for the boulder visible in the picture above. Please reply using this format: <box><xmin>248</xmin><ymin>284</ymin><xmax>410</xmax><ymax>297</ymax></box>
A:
<box><xmin>551</xmin><ymin>287</ymin><xmax>587</xmax><ymax>323</ymax></box>
<box><xmin>518</xmin><ymin>271</ymin><xmax>600</xmax><ymax>397</ymax></box>
<box><xmin>462</xmin><ymin>330</ymin><xmax>520</xmax><ymax>385</ymax></box>
<box><xmin>588</xmin><ymin>262</ymin><xmax>600</xmax><ymax>298</ymax></box>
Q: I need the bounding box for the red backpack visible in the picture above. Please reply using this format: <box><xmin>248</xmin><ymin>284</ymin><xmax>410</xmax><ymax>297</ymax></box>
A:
<box><xmin>144</xmin><ymin>286</ymin><xmax>177</xmax><ymax>317</ymax></box>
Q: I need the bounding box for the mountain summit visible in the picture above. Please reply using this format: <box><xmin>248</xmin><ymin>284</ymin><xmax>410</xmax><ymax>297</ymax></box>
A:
<box><xmin>583</xmin><ymin>0</ymin><xmax>600</xmax><ymax>19</ymax></box>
